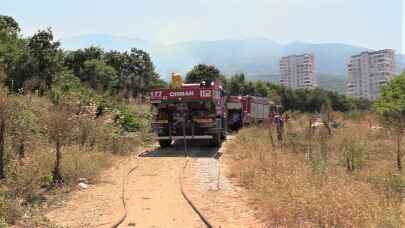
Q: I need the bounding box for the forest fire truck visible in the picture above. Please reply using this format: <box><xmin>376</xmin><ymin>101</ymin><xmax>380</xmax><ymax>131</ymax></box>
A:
<box><xmin>227</xmin><ymin>95</ymin><xmax>273</xmax><ymax>131</ymax></box>
<box><xmin>150</xmin><ymin>75</ymin><xmax>227</xmax><ymax>147</ymax></box>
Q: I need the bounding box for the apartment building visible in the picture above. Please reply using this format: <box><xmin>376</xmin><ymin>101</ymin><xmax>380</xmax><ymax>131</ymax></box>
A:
<box><xmin>279</xmin><ymin>53</ymin><xmax>317</xmax><ymax>89</ymax></box>
<box><xmin>346</xmin><ymin>49</ymin><xmax>396</xmax><ymax>100</ymax></box>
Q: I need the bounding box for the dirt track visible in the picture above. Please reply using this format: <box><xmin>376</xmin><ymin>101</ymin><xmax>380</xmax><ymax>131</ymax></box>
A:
<box><xmin>46</xmin><ymin>138</ymin><xmax>264</xmax><ymax>228</ymax></box>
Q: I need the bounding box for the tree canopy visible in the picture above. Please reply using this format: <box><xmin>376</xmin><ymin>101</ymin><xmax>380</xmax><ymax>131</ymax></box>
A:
<box><xmin>375</xmin><ymin>73</ymin><xmax>405</xmax><ymax>126</ymax></box>
<box><xmin>185</xmin><ymin>64</ymin><xmax>223</xmax><ymax>83</ymax></box>
<box><xmin>0</xmin><ymin>15</ymin><xmax>166</xmax><ymax>99</ymax></box>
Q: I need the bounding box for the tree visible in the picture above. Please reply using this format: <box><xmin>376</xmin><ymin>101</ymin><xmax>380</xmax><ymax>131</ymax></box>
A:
<box><xmin>185</xmin><ymin>64</ymin><xmax>222</xmax><ymax>83</ymax></box>
<box><xmin>375</xmin><ymin>74</ymin><xmax>405</xmax><ymax>171</ymax></box>
<box><xmin>126</xmin><ymin>48</ymin><xmax>159</xmax><ymax>98</ymax></box>
<box><xmin>64</xmin><ymin>46</ymin><xmax>104</xmax><ymax>78</ymax></box>
<box><xmin>47</xmin><ymin>102</ymin><xmax>76</xmax><ymax>184</ymax></box>
<box><xmin>0</xmin><ymin>15</ymin><xmax>20</xmax><ymax>37</ymax></box>
<box><xmin>227</xmin><ymin>73</ymin><xmax>246</xmax><ymax>95</ymax></box>
<box><xmin>255</xmin><ymin>81</ymin><xmax>270</xmax><ymax>97</ymax></box>
<box><xmin>104</xmin><ymin>49</ymin><xmax>159</xmax><ymax>98</ymax></box>
<box><xmin>0</xmin><ymin>15</ymin><xmax>27</xmax><ymax>90</ymax></box>
<box><xmin>8</xmin><ymin>96</ymin><xmax>39</xmax><ymax>159</ymax></box>
<box><xmin>26</xmin><ymin>28</ymin><xmax>63</xmax><ymax>92</ymax></box>
<box><xmin>0</xmin><ymin>65</ymin><xmax>6</xmax><ymax>84</ymax></box>
<box><xmin>81</xmin><ymin>59</ymin><xmax>118</xmax><ymax>92</ymax></box>
<box><xmin>150</xmin><ymin>78</ymin><xmax>168</xmax><ymax>89</ymax></box>
<box><xmin>0</xmin><ymin>88</ymin><xmax>8</xmax><ymax>179</ymax></box>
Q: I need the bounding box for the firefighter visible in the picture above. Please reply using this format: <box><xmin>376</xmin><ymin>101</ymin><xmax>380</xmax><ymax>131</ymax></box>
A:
<box><xmin>274</xmin><ymin>112</ymin><xmax>284</xmax><ymax>141</ymax></box>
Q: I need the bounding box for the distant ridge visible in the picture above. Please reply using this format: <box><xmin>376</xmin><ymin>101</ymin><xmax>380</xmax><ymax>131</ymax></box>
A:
<box><xmin>61</xmin><ymin>35</ymin><xmax>405</xmax><ymax>83</ymax></box>
<box><xmin>62</xmin><ymin>34</ymin><xmax>150</xmax><ymax>51</ymax></box>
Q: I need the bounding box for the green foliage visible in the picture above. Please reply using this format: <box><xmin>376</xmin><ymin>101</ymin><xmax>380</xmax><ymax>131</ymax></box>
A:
<box><xmin>50</xmin><ymin>71</ymin><xmax>93</xmax><ymax>106</ymax></box>
<box><xmin>64</xmin><ymin>46</ymin><xmax>103</xmax><ymax>78</ymax></box>
<box><xmin>64</xmin><ymin>47</ymin><xmax>162</xmax><ymax>98</ymax></box>
<box><xmin>375</xmin><ymin>73</ymin><xmax>405</xmax><ymax>127</ymax></box>
<box><xmin>81</xmin><ymin>59</ymin><xmax>118</xmax><ymax>91</ymax></box>
<box><xmin>3</xmin><ymin>28</ymin><xmax>63</xmax><ymax>94</ymax></box>
<box><xmin>150</xmin><ymin>78</ymin><xmax>168</xmax><ymax>89</ymax></box>
<box><xmin>185</xmin><ymin>64</ymin><xmax>224</xmax><ymax>83</ymax></box>
<box><xmin>39</xmin><ymin>174</ymin><xmax>53</xmax><ymax>188</ymax></box>
<box><xmin>113</xmin><ymin>104</ymin><xmax>150</xmax><ymax>132</ymax></box>
<box><xmin>0</xmin><ymin>15</ymin><xmax>20</xmax><ymax>37</ymax></box>
<box><xmin>26</xmin><ymin>29</ymin><xmax>63</xmax><ymax>91</ymax></box>
<box><xmin>7</xmin><ymin>95</ymin><xmax>41</xmax><ymax>157</ymax></box>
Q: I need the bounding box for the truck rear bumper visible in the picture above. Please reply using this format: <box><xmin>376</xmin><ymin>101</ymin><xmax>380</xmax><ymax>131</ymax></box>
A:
<box><xmin>157</xmin><ymin>135</ymin><xmax>213</xmax><ymax>140</ymax></box>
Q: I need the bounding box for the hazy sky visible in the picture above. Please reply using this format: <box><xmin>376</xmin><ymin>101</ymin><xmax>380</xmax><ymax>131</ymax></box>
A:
<box><xmin>2</xmin><ymin>0</ymin><xmax>404</xmax><ymax>53</ymax></box>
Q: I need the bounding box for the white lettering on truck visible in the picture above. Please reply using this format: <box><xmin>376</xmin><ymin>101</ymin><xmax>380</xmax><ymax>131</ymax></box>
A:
<box><xmin>169</xmin><ymin>91</ymin><xmax>194</xmax><ymax>97</ymax></box>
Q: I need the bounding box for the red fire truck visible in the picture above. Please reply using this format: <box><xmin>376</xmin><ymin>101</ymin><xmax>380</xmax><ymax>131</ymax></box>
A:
<box><xmin>227</xmin><ymin>95</ymin><xmax>273</xmax><ymax>131</ymax></box>
<box><xmin>150</xmin><ymin>80</ymin><xmax>227</xmax><ymax>147</ymax></box>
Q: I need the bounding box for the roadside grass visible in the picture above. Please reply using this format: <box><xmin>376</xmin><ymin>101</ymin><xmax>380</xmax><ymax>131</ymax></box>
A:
<box><xmin>228</xmin><ymin>114</ymin><xmax>403</xmax><ymax>227</ymax></box>
<box><xmin>0</xmin><ymin>93</ymin><xmax>152</xmax><ymax>226</ymax></box>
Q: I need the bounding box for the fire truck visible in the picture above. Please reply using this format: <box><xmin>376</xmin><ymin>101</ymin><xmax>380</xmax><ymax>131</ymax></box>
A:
<box><xmin>150</xmin><ymin>76</ymin><xmax>227</xmax><ymax>147</ymax></box>
<box><xmin>227</xmin><ymin>95</ymin><xmax>273</xmax><ymax>131</ymax></box>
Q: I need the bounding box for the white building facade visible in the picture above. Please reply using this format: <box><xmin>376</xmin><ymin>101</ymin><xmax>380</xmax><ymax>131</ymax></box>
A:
<box><xmin>280</xmin><ymin>53</ymin><xmax>317</xmax><ymax>89</ymax></box>
<box><xmin>346</xmin><ymin>49</ymin><xmax>396</xmax><ymax>100</ymax></box>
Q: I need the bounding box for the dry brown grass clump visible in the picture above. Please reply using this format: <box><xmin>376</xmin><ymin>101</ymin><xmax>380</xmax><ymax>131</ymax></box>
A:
<box><xmin>228</xmin><ymin>116</ymin><xmax>403</xmax><ymax>227</ymax></box>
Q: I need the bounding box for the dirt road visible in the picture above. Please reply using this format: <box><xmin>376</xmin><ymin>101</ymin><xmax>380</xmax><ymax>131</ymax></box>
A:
<box><xmin>46</xmin><ymin>139</ymin><xmax>264</xmax><ymax>228</ymax></box>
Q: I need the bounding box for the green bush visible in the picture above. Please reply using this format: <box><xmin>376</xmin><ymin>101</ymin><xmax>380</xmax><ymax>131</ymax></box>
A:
<box><xmin>113</xmin><ymin>104</ymin><xmax>150</xmax><ymax>132</ymax></box>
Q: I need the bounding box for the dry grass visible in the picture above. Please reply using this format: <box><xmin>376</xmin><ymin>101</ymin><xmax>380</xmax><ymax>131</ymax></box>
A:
<box><xmin>228</xmin><ymin>114</ymin><xmax>403</xmax><ymax>227</ymax></box>
<box><xmin>60</xmin><ymin>146</ymin><xmax>112</xmax><ymax>184</ymax></box>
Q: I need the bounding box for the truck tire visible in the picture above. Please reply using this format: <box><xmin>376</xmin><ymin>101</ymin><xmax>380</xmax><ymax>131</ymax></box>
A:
<box><xmin>210</xmin><ymin>133</ymin><xmax>222</xmax><ymax>147</ymax></box>
<box><xmin>159</xmin><ymin>139</ymin><xmax>172</xmax><ymax>148</ymax></box>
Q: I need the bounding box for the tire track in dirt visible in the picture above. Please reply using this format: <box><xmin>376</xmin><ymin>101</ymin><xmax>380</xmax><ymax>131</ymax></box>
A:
<box><xmin>46</xmin><ymin>139</ymin><xmax>263</xmax><ymax>228</ymax></box>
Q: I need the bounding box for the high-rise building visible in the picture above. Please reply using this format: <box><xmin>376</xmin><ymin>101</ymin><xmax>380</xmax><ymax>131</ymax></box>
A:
<box><xmin>346</xmin><ymin>49</ymin><xmax>396</xmax><ymax>100</ymax></box>
<box><xmin>279</xmin><ymin>53</ymin><xmax>317</xmax><ymax>89</ymax></box>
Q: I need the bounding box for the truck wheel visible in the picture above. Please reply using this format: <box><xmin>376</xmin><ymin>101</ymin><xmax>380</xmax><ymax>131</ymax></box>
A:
<box><xmin>210</xmin><ymin>133</ymin><xmax>222</xmax><ymax>147</ymax></box>
<box><xmin>159</xmin><ymin>140</ymin><xmax>172</xmax><ymax>148</ymax></box>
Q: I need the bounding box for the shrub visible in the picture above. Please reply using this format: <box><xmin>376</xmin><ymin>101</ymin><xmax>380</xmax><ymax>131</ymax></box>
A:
<box><xmin>5</xmin><ymin>148</ymin><xmax>53</xmax><ymax>199</ymax></box>
<box><xmin>113</xmin><ymin>104</ymin><xmax>150</xmax><ymax>132</ymax></box>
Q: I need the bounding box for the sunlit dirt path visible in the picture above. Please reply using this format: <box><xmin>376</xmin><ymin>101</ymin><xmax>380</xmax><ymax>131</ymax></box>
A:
<box><xmin>46</xmin><ymin>139</ymin><xmax>264</xmax><ymax>228</ymax></box>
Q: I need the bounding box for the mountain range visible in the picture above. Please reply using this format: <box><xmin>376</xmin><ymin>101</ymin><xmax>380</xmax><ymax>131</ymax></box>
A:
<box><xmin>62</xmin><ymin>34</ymin><xmax>405</xmax><ymax>92</ymax></box>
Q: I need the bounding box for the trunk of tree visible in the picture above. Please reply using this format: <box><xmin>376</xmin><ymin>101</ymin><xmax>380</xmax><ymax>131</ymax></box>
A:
<box><xmin>0</xmin><ymin>118</ymin><xmax>5</xmax><ymax>179</ymax></box>
<box><xmin>397</xmin><ymin>132</ymin><xmax>402</xmax><ymax>171</ymax></box>
<box><xmin>18</xmin><ymin>137</ymin><xmax>25</xmax><ymax>159</ymax></box>
<box><xmin>322</xmin><ymin>116</ymin><xmax>332</xmax><ymax>136</ymax></box>
<box><xmin>52</xmin><ymin>140</ymin><xmax>63</xmax><ymax>184</ymax></box>
<box><xmin>308</xmin><ymin>119</ymin><xmax>313</xmax><ymax>161</ymax></box>
<box><xmin>346</xmin><ymin>155</ymin><xmax>354</xmax><ymax>172</ymax></box>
